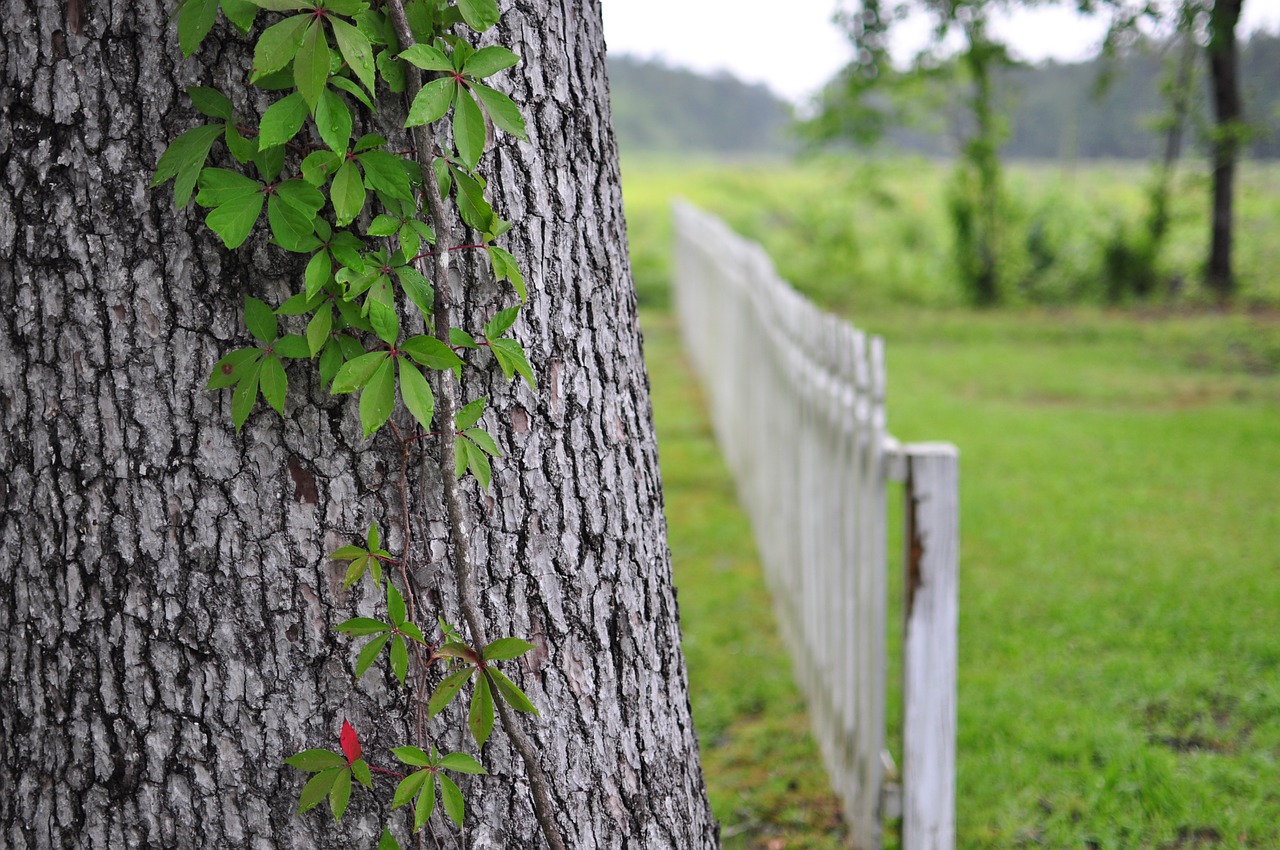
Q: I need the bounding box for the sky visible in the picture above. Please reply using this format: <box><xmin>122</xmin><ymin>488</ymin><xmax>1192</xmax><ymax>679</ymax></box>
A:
<box><xmin>601</xmin><ymin>0</ymin><xmax>1280</xmax><ymax>104</ymax></box>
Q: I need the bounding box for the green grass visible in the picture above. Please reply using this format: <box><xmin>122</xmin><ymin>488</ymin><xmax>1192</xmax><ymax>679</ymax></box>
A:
<box><xmin>630</xmin><ymin>157</ymin><xmax>1280</xmax><ymax>849</ymax></box>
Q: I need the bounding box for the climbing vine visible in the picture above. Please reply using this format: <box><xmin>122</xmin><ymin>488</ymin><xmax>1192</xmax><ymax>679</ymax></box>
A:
<box><xmin>152</xmin><ymin>0</ymin><xmax>562</xmax><ymax>846</ymax></box>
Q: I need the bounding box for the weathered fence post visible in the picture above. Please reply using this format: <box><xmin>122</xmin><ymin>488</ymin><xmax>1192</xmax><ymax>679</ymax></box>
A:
<box><xmin>899</xmin><ymin>444</ymin><xmax>959</xmax><ymax>850</ymax></box>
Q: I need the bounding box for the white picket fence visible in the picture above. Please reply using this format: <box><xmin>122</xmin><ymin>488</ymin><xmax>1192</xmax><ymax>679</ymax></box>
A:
<box><xmin>671</xmin><ymin>203</ymin><xmax>958</xmax><ymax>850</ymax></box>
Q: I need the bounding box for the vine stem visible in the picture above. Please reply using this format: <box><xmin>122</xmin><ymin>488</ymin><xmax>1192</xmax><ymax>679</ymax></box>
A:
<box><xmin>383</xmin><ymin>5</ymin><xmax>567</xmax><ymax>850</ymax></box>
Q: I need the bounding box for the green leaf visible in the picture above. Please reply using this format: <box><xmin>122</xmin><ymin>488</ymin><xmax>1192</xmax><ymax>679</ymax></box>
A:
<box><xmin>259</xmin><ymin>354</ymin><xmax>287</xmax><ymax>414</ymax></box>
<box><xmin>457</xmin><ymin>0</ymin><xmax>499</xmax><ymax>32</ymax></box>
<box><xmin>187</xmin><ymin>86</ymin><xmax>234</xmax><ymax>121</ymax></box>
<box><xmin>197</xmin><ymin>167</ymin><xmax>263</xmax><ymax>207</ymax></box>
<box><xmin>244</xmin><ymin>296</ymin><xmax>277</xmax><ymax>344</ymax></box>
<box><xmin>351</xmin><ymin>758</ymin><xmax>373</xmax><ymax>789</ymax></box>
<box><xmin>305</xmin><ymin>250</ymin><xmax>333</xmax><ymax>300</ymax></box>
<box><xmin>438</xmin><ymin>772</ymin><xmax>465</xmax><ymax>826</ymax></box>
<box><xmin>468</xmin><ymin>668</ymin><xmax>495</xmax><ymax>746</ymax></box>
<box><xmin>395</xmin><ymin>266</ymin><xmax>434</xmax><ymax>315</ymax></box>
<box><xmin>456</xmin><ymin>396</ymin><xmax>485</xmax><ymax>429</ymax></box>
<box><xmin>392</xmin><ymin>746</ymin><xmax>432</xmax><ymax>768</ymax></box>
<box><xmin>387</xmin><ymin>582</ymin><xmax>407</xmax><ymax>624</ymax></box>
<box><xmin>400</xmin><ymin>621</ymin><xmax>426</xmax><ymax>644</ymax></box>
<box><xmin>327</xmin><ymin>74</ymin><xmax>374</xmax><ymax>109</ymax></box>
<box><xmin>302</xmin><ymin>149</ymin><xmax>342</xmax><ymax>186</ymax></box>
<box><xmin>368</xmin><ymin>299</ymin><xmax>400</xmax><ymax>345</ymax></box>
<box><xmin>405</xmin><ymin>77</ymin><xmax>455</xmax><ymax>128</ymax></box>
<box><xmin>330</xmin><ymin>16</ymin><xmax>376</xmax><ymax>93</ymax></box>
<box><xmin>342</xmin><ymin>554</ymin><xmax>369</xmax><ymax>588</ymax></box>
<box><xmin>392</xmin><ymin>768</ymin><xmax>428</xmax><ymax>808</ymax></box>
<box><xmin>274</xmin><ymin>333</ymin><xmax>311</xmax><ymax>358</ymax></box>
<box><xmin>428</xmin><ymin>667</ymin><xmax>474</xmax><ymax>717</ymax></box>
<box><xmin>367</xmin><ymin>214</ymin><xmax>401</xmax><ymax>237</ymax></box>
<box><xmin>206</xmin><ymin>191</ymin><xmax>265</xmax><ymax>250</ymax></box>
<box><xmin>318</xmin><ymin>0</ymin><xmax>365</xmax><ymax>13</ymax></box>
<box><xmin>390</xmin><ymin>635</ymin><xmax>408</xmax><ymax>685</ymax></box>
<box><xmin>249</xmin><ymin>0</ymin><xmax>314</xmax><ymax>9</ymax></box>
<box><xmin>206</xmin><ymin>348</ymin><xmax>261</xmax><ymax>390</ymax></box>
<box><xmin>482</xmin><ymin>637</ymin><xmax>533</xmax><ymax>662</ymax></box>
<box><xmin>463</xmin><ymin>438</ymin><xmax>491</xmax><ymax>489</ymax></box>
<box><xmin>377</xmin><ymin>48</ymin><xmax>406</xmax><ymax>93</ymax></box>
<box><xmin>450</xmin><ymin>328</ymin><xmax>478</xmax><ymax>349</ymax></box>
<box><xmin>437</xmin><ymin>752</ymin><xmax>487</xmax><ymax>775</ymax></box>
<box><xmin>251</xmin><ymin>13</ymin><xmax>311</xmax><ymax>81</ymax></box>
<box><xmin>354</xmin><ymin>633</ymin><xmax>390</xmax><ymax>679</ymax></box>
<box><xmin>330</xmin><ymin>544</ymin><xmax>366</xmax><ymax>559</ymax></box>
<box><xmin>359</xmin><ymin>357</ymin><xmax>395</xmax><ymax>437</ymax></box>
<box><xmin>488</xmin><ymin>667</ymin><xmax>539</xmax><ymax>714</ymax></box>
<box><xmin>319</xmin><ymin>339</ymin><xmax>343</xmax><ymax>387</ymax></box>
<box><xmin>220</xmin><ymin>0</ymin><xmax>259</xmax><ymax>32</ymax></box>
<box><xmin>400</xmin><ymin>335</ymin><xmax>462</xmax><ymax>371</ymax></box>
<box><xmin>285</xmin><ymin>748</ymin><xmax>347</xmax><ymax>772</ymax></box>
<box><xmin>329</xmin><ymin>766</ymin><xmax>352</xmax><ymax>821</ymax></box>
<box><xmin>254</xmin><ymin>142</ymin><xmax>286</xmax><ymax>183</ymax></box>
<box><xmin>306</xmin><ymin>303</ymin><xmax>333</xmax><ymax>355</ymax></box>
<box><xmin>463</xmin><ymin>427</ymin><xmax>500</xmax><ymax>457</ymax></box>
<box><xmin>331</xmin><ymin>351</ymin><xmax>387</xmax><ymax>393</ymax></box>
<box><xmin>152</xmin><ymin>124</ymin><xmax>225</xmax><ymax>207</ymax></box>
<box><xmin>413</xmin><ymin>772</ymin><xmax>436</xmax><ymax>832</ymax></box>
<box><xmin>399</xmin><ymin>43</ymin><xmax>453</xmax><ymax>72</ymax></box>
<box><xmin>357</xmin><ymin>150</ymin><xmax>414</xmax><ymax>201</ymax></box>
<box><xmin>298</xmin><ymin>766</ymin><xmax>341</xmax><ymax>812</ymax></box>
<box><xmin>330</xmin><ymin>160</ymin><xmax>366</xmax><ymax>226</ymax></box>
<box><xmin>398</xmin><ymin>361</ymin><xmax>435</xmax><ymax>432</ymax></box>
<box><xmin>224</xmin><ymin>123</ymin><xmax>258</xmax><ymax>165</ymax></box>
<box><xmin>178</xmin><ymin>0</ymin><xmax>218</xmax><ymax>57</ymax></box>
<box><xmin>335</xmin><ymin>616</ymin><xmax>392</xmax><ymax>636</ymax></box>
<box><xmin>366</xmin><ymin>519</ymin><xmax>380</xmax><ymax>549</ymax></box>
<box><xmin>231</xmin><ymin>358</ymin><xmax>261</xmax><ymax>431</ymax></box>
<box><xmin>450</xmin><ymin>166</ymin><xmax>496</xmax><ymax>235</ymax></box>
<box><xmin>294</xmin><ymin>20</ymin><xmax>331</xmax><ymax>112</ymax></box>
<box><xmin>353</xmin><ymin>133</ymin><xmax>387</xmax><ymax>152</ymax></box>
<box><xmin>484</xmin><ymin>305</ymin><xmax>519</xmax><ymax>339</ymax></box>
<box><xmin>486</xmin><ymin>245</ymin><xmax>526</xmax><ymax>301</ymax></box>
<box><xmin>268</xmin><ymin>194</ymin><xmax>322</xmax><ymax>252</ymax></box>
<box><xmin>470</xmin><ymin>82</ymin><xmax>527</xmax><ymax>140</ymax></box>
<box><xmin>276</xmin><ymin>178</ymin><xmax>326</xmax><ymax>214</ymax></box>
<box><xmin>490</xmin><ymin>337</ymin><xmax>536</xmax><ymax>388</ymax></box>
<box><xmin>453</xmin><ymin>88</ymin><xmax>486</xmax><ymax>170</ymax></box>
<box><xmin>462</xmin><ymin>46</ymin><xmax>518</xmax><ymax>79</ymax></box>
<box><xmin>316</xmin><ymin>88</ymin><xmax>353</xmax><ymax>154</ymax></box>
<box><xmin>377</xmin><ymin>828</ymin><xmax>401</xmax><ymax>850</ymax></box>
<box><xmin>258</xmin><ymin>91</ymin><xmax>309</xmax><ymax>149</ymax></box>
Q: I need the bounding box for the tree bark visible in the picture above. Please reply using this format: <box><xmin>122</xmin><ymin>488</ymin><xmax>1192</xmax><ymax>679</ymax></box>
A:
<box><xmin>1206</xmin><ymin>0</ymin><xmax>1243</xmax><ymax>301</ymax></box>
<box><xmin>0</xmin><ymin>1</ymin><xmax>717</xmax><ymax>848</ymax></box>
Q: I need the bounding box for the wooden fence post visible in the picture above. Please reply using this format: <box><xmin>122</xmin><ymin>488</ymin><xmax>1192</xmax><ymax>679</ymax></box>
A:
<box><xmin>900</xmin><ymin>443</ymin><xmax>959</xmax><ymax>850</ymax></box>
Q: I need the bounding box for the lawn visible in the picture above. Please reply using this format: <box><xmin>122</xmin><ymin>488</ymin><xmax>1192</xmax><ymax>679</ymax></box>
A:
<box><xmin>629</xmin><ymin>156</ymin><xmax>1280</xmax><ymax>849</ymax></box>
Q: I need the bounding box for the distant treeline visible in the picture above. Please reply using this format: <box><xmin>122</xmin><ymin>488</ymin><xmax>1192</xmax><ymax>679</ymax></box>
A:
<box><xmin>990</xmin><ymin>32</ymin><xmax>1278</xmax><ymax>160</ymax></box>
<box><xmin>606</xmin><ymin>54</ymin><xmax>794</xmax><ymax>155</ymax></box>
<box><xmin>608</xmin><ymin>35</ymin><xmax>1280</xmax><ymax>159</ymax></box>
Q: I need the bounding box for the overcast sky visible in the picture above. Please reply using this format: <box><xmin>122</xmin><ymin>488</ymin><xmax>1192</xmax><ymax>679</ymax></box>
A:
<box><xmin>601</xmin><ymin>0</ymin><xmax>1280</xmax><ymax>104</ymax></box>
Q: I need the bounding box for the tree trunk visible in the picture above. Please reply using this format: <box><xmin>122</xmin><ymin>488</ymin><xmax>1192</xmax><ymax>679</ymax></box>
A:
<box><xmin>0</xmin><ymin>2</ymin><xmax>717</xmax><ymax>848</ymax></box>
<box><xmin>1206</xmin><ymin>0</ymin><xmax>1243</xmax><ymax>301</ymax></box>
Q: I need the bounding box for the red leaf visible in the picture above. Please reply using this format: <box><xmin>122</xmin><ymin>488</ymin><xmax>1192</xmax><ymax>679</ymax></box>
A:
<box><xmin>340</xmin><ymin>718</ymin><xmax>362</xmax><ymax>764</ymax></box>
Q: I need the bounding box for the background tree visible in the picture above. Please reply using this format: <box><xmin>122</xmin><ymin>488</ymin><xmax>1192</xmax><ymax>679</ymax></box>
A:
<box><xmin>816</xmin><ymin>0</ymin><xmax>1016</xmax><ymax>305</ymax></box>
<box><xmin>0</xmin><ymin>1</ymin><xmax>718</xmax><ymax>847</ymax></box>
<box><xmin>1206</xmin><ymin>0</ymin><xmax>1245</xmax><ymax>299</ymax></box>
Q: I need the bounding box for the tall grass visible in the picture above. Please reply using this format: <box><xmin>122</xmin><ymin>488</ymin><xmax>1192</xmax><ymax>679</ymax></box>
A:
<box><xmin>627</xmin><ymin>155</ymin><xmax>1280</xmax><ymax>849</ymax></box>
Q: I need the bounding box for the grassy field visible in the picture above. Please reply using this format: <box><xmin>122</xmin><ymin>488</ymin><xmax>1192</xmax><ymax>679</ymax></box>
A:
<box><xmin>628</xmin><ymin>157</ymin><xmax>1280</xmax><ymax>849</ymax></box>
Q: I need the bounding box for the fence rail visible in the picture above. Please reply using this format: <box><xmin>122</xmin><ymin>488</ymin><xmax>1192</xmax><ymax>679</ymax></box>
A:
<box><xmin>671</xmin><ymin>203</ymin><xmax>957</xmax><ymax>850</ymax></box>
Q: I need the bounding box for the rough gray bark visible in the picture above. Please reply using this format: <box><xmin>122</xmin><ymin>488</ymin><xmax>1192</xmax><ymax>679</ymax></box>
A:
<box><xmin>0</xmin><ymin>1</ymin><xmax>718</xmax><ymax>848</ymax></box>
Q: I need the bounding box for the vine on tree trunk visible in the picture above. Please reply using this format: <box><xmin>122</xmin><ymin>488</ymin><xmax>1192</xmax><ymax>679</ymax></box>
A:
<box><xmin>152</xmin><ymin>0</ymin><xmax>559</xmax><ymax>846</ymax></box>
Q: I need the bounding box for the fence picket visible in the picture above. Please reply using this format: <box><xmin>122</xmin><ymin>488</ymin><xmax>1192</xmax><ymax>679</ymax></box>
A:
<box><xmin>672</xmin><ymin>203</ymin><xmax>957</xmax><ymax>850</ymax></box>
